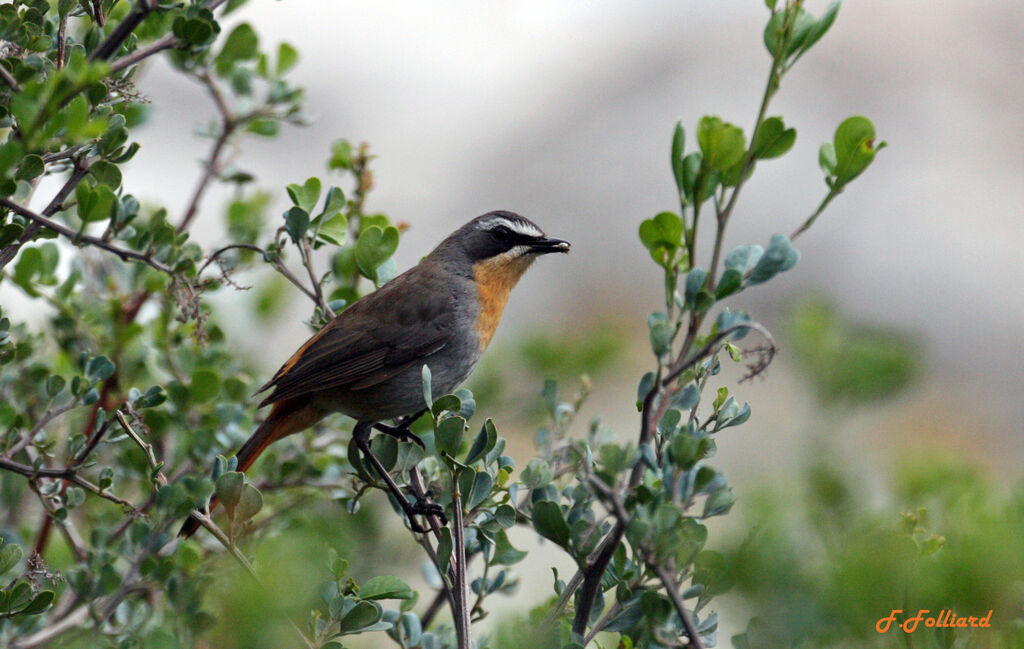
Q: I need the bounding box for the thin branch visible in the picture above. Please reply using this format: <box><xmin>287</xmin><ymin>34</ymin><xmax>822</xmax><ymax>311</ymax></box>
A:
<box><xmin>451</xmin><ymin>475</ymin><xmax>470</xmax><ymax>649</ymax></box>
<box><xmin>583</xmin><ymin>600</ymin><xmax>623</xmax><ymax>645</ymax></box>
<box><xmin>790</xmin><ymin>187</ymin><xmax>840</xmax><ymax>240</ymax></box>
<box><xmin>0</xmin><ymin>60</ymin><xmax>23</xmax><ymax>93</ymax></box>
<box><xmin>708</xmin><ymin>30</ymin><xmax>789</xmax><ymax>288</ymax></box>
<box><xmin>300</xmin><ymin>239</ymin><xmax>335</xmax><ymax>317</ymax></box>
<box><xmin>587</xmin><ymin>476</ymin><xmax>705</xmax><ymax>649</ymax></box>
<box><xmin>115</xmin><ymin>411</ymin><xmax>168</xmax><ymax>485</ymax></box>
<box><xmin>42</xmin><ymin>144</ymin><xmax>88</xmax><ymax>164</ymax></box>
<box><xmin>652</xmin><ymin>563</ymin><xmax>705</xmax><ymax>649</ymax></box>
<box><xmin>57</xmin><ymin>14</ymin><xmax>68</xmax><ymax>69</ymax></box>
<box><xmin>4</xmin><ymin>398</ymin><xmax>79</xmax><ymax>459</ymax></box>
<box><xmin>90</xmin><ymin>0</ymin><xmax>157</xmax><ymax>62</ymax></box>
<box><xmin>9</xmin><ymin>604</ymin><xmax>89</xmax><ymax>649</ymax></box>
<box><xmin>109</xmin><ymin>34</ymin><xmax>177</xmax><ymax>74</ymax></box>
<box><xmin>178</xmin><ymin>72</ymin><xmax>237</xmax><ymax>233</ymax></box>
<box><xmin>0</xmin><ymin>196</ymin><xmax>175</xmax><ymax>274</ymax></box>
<box><xmin>0</xmin><ymin>164</ymin><xmax>90</xmax><ymax>270</ymax></box>
<box><xmin>0</xmin><ymin>456</ymin><xmax>137</xmax><ymax>510</ymax></box>
<box><xmin>662</xmin><ymin>321</ymin><xmax>775</xmax><ymax>387</ymax></box>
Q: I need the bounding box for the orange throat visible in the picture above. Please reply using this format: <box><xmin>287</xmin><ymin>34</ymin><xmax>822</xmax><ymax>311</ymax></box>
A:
<box><xmin>472</xmin><ymin>255</ymin><xmax>535</xmax><ymax>350</ymax></box>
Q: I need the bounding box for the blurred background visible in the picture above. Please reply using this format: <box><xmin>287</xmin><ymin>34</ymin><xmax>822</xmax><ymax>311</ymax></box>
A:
<box><xmin>10</xmin><ymin>0</ymin><xmax>1024</xmax><ymax>645</ymax></box>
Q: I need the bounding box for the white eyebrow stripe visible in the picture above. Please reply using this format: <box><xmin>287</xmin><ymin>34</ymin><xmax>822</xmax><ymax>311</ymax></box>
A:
<box><xmin>479</xmin><ymin>216</ymin><xmax>544</xmax><ymax>239</ymax></box>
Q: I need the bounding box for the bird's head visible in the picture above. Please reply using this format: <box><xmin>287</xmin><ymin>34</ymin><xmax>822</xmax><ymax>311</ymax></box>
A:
<box><xmin>439</xmin><ymin>210</ymin><xmax>570</xmax><ymax>274</ymax></box>
<box><xmin>432</xmin><ymin>210</ymin><xmax>570</xmax><ymax>349</ymax></box>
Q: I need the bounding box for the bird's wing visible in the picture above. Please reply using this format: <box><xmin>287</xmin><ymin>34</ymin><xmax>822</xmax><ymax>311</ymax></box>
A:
<box><xmin>256</xmin><ymin>267</ymin><xmax>456</xmax><ymax>407</ymax></box>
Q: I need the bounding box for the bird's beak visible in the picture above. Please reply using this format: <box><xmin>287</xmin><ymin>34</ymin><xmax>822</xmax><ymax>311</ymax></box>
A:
<box><xmin>528</xmin><ymin>237</ymin><xmax>571</xmax><ymax>254</ymax></box>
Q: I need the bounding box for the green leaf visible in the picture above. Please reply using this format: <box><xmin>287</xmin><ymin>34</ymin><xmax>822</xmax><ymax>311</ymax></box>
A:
<box><xmin>315</xmin><ymin>212</ymin><xmax>347</xmax><ymax>246</ymax></box>
<box><xmin>329</xmin><ymin>140</ymin><xmax>353</xmax><ymax>171</ymax></box>
<box><xmin>431</xmin><ymin>394</ymin><xmax>462</xmax><ymax>418</ymax></box>
<box><xmin>173</xmin><ymin>16</ymin><xmax>216</xmax><ymax>47</ymax></box>
<box><xmin>494</xmin><ymin>504</ymin><xmax>517</xmax><ymax>528</ymax></box>
<box><xmin>89</xmin><ymin>160</ymin><xmax>122</xmax><ymax>189</ymax></box>
<box><xmin>703</xmin><ymin>487</ymin><xmax>736</xmax><ymax>517</ymax></box>
<box><xmin>355</xmin><ymin>225</ymin><xmax>399</xmax><ymax>279</ymax></box>
<box><xmin>86</xmin><ymin>355</ymin><xmax>115</xmax><ymax>381</ymax></box>
<box><xmin>277</xmin><ymin>42</ymin><xmax>299</xmax><ymax>75</ymax></box>
<box><xmin>465</xmin><ymin>419</ymin><xmax>497</xmax><ymax>465</ymax></box>
<box><xmin>751</xmin><ymin>117</ymin><xmax>796</xmax><ymax>159</ymax></box>
<box><xmin>638</xmin><ymin>211</ymin><xmax>683</xmax><ymax>267</ymax></box>
<box><xmin>697</xmin><ymin>116</ymin><xmax>746</xmax><ymax>172</ymax></box>
<box><xmin>521</xmin><ymin>458</ymin><xmax>553</xmax><ymax>489</ymax></box>
<box><xmin>421</xmin><ymin>364</ymin><xmax>432</xmax><ymax>410</ymax></box>
<box><xmin>532</xmin><ymin>500</ymin><xmax>571</xmax><ymax>549</ymax></box>
<box><xmin>715</xmin><ymin>269</ymin><xmax>743</xmax><ymax>299</ymax></box>
<box><xmin>215</xmin><ymin>471</ymin><xmax>244</xmax><ymax>509</ymax></box>
<box><xmin>748</xmin><ymin>234</ymin><xmax>799</xmax><ymax>285</ymax></box>
<box><xmin>235</xmin><ymin>483</ymin><xmax>262</xmax><ymax>520</ymax></box>
<box><xmin>798</xmin><ymin>1</ymin><xmax>841</xmax><ymax>57</ymax></box>
<box><xmin>284</xmin><ymin>206</ymin><xmax>310</xmax><ymax>243</ymax></box>
<box><xmin>247</xmin><ymin>118</ymin><xmax>278</xmax><ymax>137</ymax></box>
<box><xmin>466</xmin><ymin>471</ymin><xmax>494</xmax><ymax>510</ymax></box>
<box><xmin>435</xmin><ymin>416</ymin><xmax>465</xmax><ymax>458</ymax></box>
<box><xmin>19</xmin><ymin>590</ymin><xmax>54</xmax><ymax>615</ymax></box>
<box><xmin>0</xmin><ymin>541</ymin><xmax>23</xmax><ymax>575</ymax></box>
<box><xmin>335</xmin><ymin>600</ymin><xmax>384</xmax><ymax>634</ymax></box>
<box><xmin>286</xmin><ymin>177</ymin><xmax>321</xmax><ymax>213</ymax></box>
<box><xmin>436</xmin><ymin>526</ymin><xmax>453</xmax><ymax>575</ymax></box>
<box><xmin>0</xmin><ymin>223</ymin><xmax>25</xmax><ymax>247</ymax></box>
<box><xmin>76</xmin><ymin>183</ymin><xmax>116</xmax><ymax>223</ymax></box>
<box><xmin>45</xmin><ymin>375</ymin><xmax>65</xmax><ymax>397</ymax></box>
<box><xmin>360</xmin><ymin>576</ymin><xmax>414</xmax><ymax>600</ymax></box>
<box><xmin>492</xmin><ymin>530</ymin><xmax>527</xmax><ymax>565</ymax></box>
<box><xmin>671</xmin><ymin>121</ymin><xmax>686</xmax><ymax>196</ymax></box>
<box><xmin>831</xmin><ymin>116</ymin><xmax>884</xmax><ymax>186</ymax></box>
<box><xmin>649</xmin><ymin>321</ymin><xmax>674</xmax><ymax>357</ymax></box>
<box><xmin>189</xmin><ymin>368</ymin><xmax>220</xmax><ymax>403</ymax></box>
<box><xmin>684</xmin><ymin>268</ymin><xmax>707</xmax><ymax>307</ymax></box>
<box><xmin>215</xmin><ymin>23</ymin><xmax>259</xmax><ymax>76</ymax></box>
<box><xmin>818</xmin><ymin>142</ymin><xmax>837</xmax><ymax>176</ymax></box>
<box><xmin>14</xmin><ymin>154</ymin><xmax>44</xmax><ymax>181</ymax></box>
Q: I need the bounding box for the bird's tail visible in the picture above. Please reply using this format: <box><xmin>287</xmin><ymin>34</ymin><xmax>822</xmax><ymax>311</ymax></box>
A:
<box><xmin>178</xmin><ymin>397</ymin><xmax>322</xmax><ymax>538</ymax></box>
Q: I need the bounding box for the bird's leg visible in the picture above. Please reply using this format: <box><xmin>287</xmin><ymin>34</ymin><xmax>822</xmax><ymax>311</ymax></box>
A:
<box><xmin>373</xmin><ymin>409</ymin><xmax>428</xmax><ymax>448</ymax></box>
<box><xmin>353</xmin><ymin>421</ymin><xmax>444</xmax><ymax>532</ymax></box>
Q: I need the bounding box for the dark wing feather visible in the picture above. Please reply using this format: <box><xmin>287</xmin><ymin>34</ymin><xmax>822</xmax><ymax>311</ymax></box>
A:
<box><xmin>257</xmin><ymin>266</ymin><xmax>455</xmax><ymax>407</ymax></box>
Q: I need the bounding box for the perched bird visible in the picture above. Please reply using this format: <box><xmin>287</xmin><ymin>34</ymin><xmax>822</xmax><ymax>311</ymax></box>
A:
<box><xmin>180</xmin><ymin>211</ymin><xmax>569</xmax><ymax>537</ymax></box>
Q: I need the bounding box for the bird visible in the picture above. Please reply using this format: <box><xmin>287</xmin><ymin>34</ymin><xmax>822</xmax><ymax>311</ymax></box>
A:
<box><xmin>179</xmin><ymin>211</ymin><xmax>569</xmax><ymax>537</ymax></box>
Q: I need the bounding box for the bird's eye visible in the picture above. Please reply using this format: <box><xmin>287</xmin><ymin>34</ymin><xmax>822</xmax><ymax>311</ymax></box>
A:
<box><xmin>493</xmin><ymin>225</ymin><xmax>513</xmax><ymax>242</ymax></box>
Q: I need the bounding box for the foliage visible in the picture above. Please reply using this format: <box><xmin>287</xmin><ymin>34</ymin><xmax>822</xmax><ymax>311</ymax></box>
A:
<box><xmin>0</xmin><ymin>1</ymin><xmax>890</xmax><ymax>649</ymax></box>
<box><xmin>720</xmin><ymin>456</ymin><xmax>1024</xmax><ymax>649</ymax></box>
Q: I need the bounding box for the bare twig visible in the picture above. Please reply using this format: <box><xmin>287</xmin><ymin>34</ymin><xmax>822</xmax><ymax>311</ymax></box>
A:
<box><xmin>790</xmin><ymin>187</ymin><xmax>840</xmax><ymax>240</ymax></box>
<box><xmin>0</xmin><ymin>456</ymin><xmax>137</xmax><ymax>511</ymax></box>
<box><xmin>90</xmin><ymin>0</ymin><xmax>157</xmax><ymax>62</ymax></box>
<box><xmin>0</xmin><ymin>60</ymin><xmax>23</xmax><ymax>93</ymax></box>
<box><xmin>178</xmin><ymin>72</ymin><xmax>237</xmax><ymax>233</ymax></box>
<box><xmin>109</xmin><ymin>34</ymin><xmax>176</xmax><ymax>74</ymax></box>
<box><xmin>300</xmin><ymin>239</ymin><xmax>335</xmax><ymax>317</ymax></box>
<box><xmin>587</xmin><ymin>476</ymin><xmax>705</xmax><ymax>649</ymax></box>
<box><xmin>451</xmin><ymin>475</ymin><xmax>470</xmax><ymax>649</ymax></box>
<box><xmin>115</xmin><ymin>411</ymin><xmax>168</xmax><ymax>485</ymax></box>
<box><xmin>0</xmin><ymin>164</ymin><xmax>90</xmax><ymax>270</ymax></box>
<box><xmin>661</xmin><ymin>321</ymin><xmax>775</xmax><ymax>387</ymax></box>
<box><xmin>0</xmin><ymin>196</ymin><xmax>175</xmax><ymax>274</ymax></box>
<box><xmin>4</xmin><ymin>398</ymin><xmax>80</xmax><ymax>459</ymax></box>
<box><xmin>652</xmin><ymin>563</ymin><xmax>705</xmax><ymax>649</ymax></box>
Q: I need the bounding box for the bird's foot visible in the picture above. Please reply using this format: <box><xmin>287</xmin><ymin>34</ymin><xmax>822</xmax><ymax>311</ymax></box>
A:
<box><xmin>373</xmin><ymin>413</ymin><xmax>427</xmax><ymax>448</ymax></box>
<box><xmin>409</xmin><ymin>496</ymin><xmax>447</xmax><ymax>525</ymax></box>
